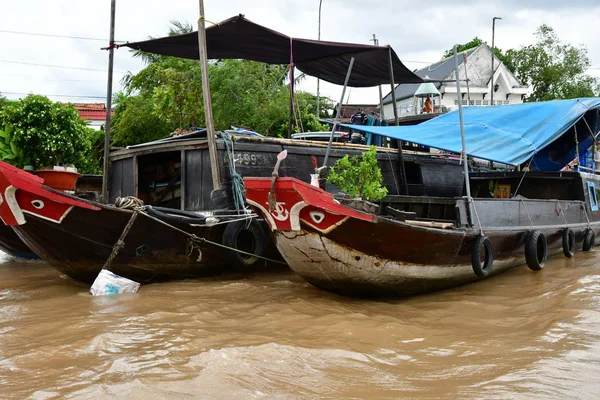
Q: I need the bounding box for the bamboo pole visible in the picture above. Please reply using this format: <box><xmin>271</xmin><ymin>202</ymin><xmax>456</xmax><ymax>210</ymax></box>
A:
<box><xmin>453</xmin><ymin>45</ymin><xmax>474</xmax><ymax>226</ymax></box>
<box><xmin>388</xmin><ymin>46</ymin><xmax>409</xmax><ymax>195</ymax></box>
<box><xmin>197</xmin><ymin>1</ymin><xmax>221</xmax><ymax>190</ymax></box>
<box><xmin>322</xmin><ymin>57</ymin><xmax>354</xmax><ymax>168</ymax></box>
<box><xmin>371</xmin><ymin>35</ymin><xmax>385</xmax><ymax>120</ymax></box>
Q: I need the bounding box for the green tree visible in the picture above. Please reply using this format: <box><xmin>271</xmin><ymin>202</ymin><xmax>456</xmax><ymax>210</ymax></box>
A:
<box><xmin>443</xmin><ymin>37</ymin><xmax>515</xmax><ymax>73</ymax></box>
<box><xmin>0</xmin><ymin>95</ymin><xmax>99</xmax><ymax>173</ymax></box>
<box><xmin>0</xmin><ymin>123</ymin><xmax>31</xmax><ymax>167</ymax></box>
<box><xmin>0</xmin><ymin>95</ymin><xmax>9</xmax><ymax>110</ymax></box>
<box><xmin>111</xmin><ymin>92</ymin><xmax>174</xmax><ymax>146</ymax></box>
<box><xmin>327</xmin><ymin>146</ymin><xmax>388</xmax><ymax>201</ymax></box>
<box><xmin>506</xmin><ymin>25</ymin><xmax>600</xmax><ymax>101</ymax></box>
<box><xmin>112</xmin><ymin>21</ymin><xmax>333</xmax><ymax>145</ymax></box>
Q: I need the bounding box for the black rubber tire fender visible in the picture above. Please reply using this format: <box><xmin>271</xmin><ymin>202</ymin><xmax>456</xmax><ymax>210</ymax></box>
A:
<box><xmin>222</xmin><ymin>219</ymin><xmax>266</xmax><ymax>268</ymax></box>
<box><xmin>562</xmin><ymin>228</ymin><xmax>575</xmax><ymax>258</ymax></box>
<box><xmin>525</xmin><ymin>230</ymin><xmax>547</xmax><ymax>271</ymax></box>
<box><xmin>582</xmin><ymin>228</ymin><xmax>595</xmax><ymax>252</ymax></box>
<box><xmin>471</xmin><ymin>235</ymin><xmax>493</xmax><ymax>277</ymax></box>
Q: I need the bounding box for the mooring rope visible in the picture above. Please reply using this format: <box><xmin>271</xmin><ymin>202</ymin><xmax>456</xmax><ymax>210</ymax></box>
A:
<box><xmin>222</xmin><ymin>132</ymin><xmax>248</xmax><ymax>214</ymax></box>
<box><xmin>556</xmin><ymin>200</ymin><xmax>569</xmax><ymax>227</ymax></box>
<box><xmin>115</xmin><ymin>196</ymin><xmax>145</xmax><ymax>210</ymax></box>
<box><xmin>520</xmin><ymin>199</ymin><xmax>534</xmax><ymax>228</ymax></box>
<box><xmin>189</xmin><ymin>214</ymin><xmax>258</xmax><ymax>227</ymax></box>
<box><xmin>101</xmin><ymin>211</ymin><xmax>139</xmax><ymax>271</ymax></box>
<box><xmin>111</xmin><ymin>193</ymin><xmax>282</xmax><ymax>264</ymax></box>
<box><xmin>581</xmin><ymin>202</ymin><xmax>592</xmax><ymax>229</ymax></box>
<box><xmin>139</xmin><ymin>209</ymin><xmax>286</xmax><ymax>265</ymax></box>
<box><xmin>470</xmin><ymin>199</ymin><xmax>484</xmax><ymax>236</ymax></box>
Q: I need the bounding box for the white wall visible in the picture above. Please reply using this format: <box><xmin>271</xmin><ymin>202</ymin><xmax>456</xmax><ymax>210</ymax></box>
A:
<box><xmin>384</xmin><ymin>45</ymin><xmax>529</xmax><ymax>118</ymax></box>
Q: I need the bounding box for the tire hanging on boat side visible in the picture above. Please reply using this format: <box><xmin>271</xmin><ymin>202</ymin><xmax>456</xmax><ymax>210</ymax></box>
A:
<box><xmin>524</xmin><ymin>230</ymin><xmax>547</xmax><ymax>271</ymax></box>
<box><xmin>582</xmin><ymin>228</ymin><xmax>595</xmax><ymax>252</ymax></box>
<box><xmin>222</xmin><ymin>219</ymin><xmax>266</xmax><ymax>269</ymax></box>
<box><xmin>471</xmin><ymin>235</ymin><xmax>493</xmax><ymax>277</ymax></box>
<box><xmin>562</xmin><ymin>228</ymin><xmax>575</xmax><ymax>258</ymax></box>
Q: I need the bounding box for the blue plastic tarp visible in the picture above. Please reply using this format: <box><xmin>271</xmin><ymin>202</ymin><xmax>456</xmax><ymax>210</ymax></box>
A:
<box><xmin>343</xmin><ymin>98</ymin><xmax>600</xmax><ymax>170</ymax></box>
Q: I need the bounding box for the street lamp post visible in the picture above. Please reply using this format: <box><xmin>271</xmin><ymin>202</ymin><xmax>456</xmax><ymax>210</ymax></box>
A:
<box><xmin>316</xmin><ymin>0</ymin><xmax>323</xmax><ymax>118</ymax></box>
<box><xmin>490</xmin><ymin>16</ymin><xmax>502</xmax><ymax>106</ymax></box>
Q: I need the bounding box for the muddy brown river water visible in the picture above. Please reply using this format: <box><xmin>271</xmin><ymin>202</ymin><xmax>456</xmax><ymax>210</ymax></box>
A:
<box><xmin>2</xmin><ymin>251</ymin><xmax>600</xmax><ymax>399</ymax></box>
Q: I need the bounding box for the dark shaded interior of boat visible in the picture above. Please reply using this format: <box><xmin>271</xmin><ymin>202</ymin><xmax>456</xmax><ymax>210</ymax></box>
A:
<box><xmin>372</xmin><ymin>170</ymin><xmax>600</xmax><ymax>227</ymax></box>
<box><xmin>107</xmin><ymin>133</ymin><xmax>600</xmax><ymax>230</ymax></box>
<box><xmin>108</xmin><ymin>134</ymin><xmax>464</xmax><ymax>210</ymax></box>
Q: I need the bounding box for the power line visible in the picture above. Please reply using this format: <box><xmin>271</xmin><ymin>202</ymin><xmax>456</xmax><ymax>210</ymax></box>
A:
<box><xmin>1</xmin><ymin>91</ymin><xmax>109</xmax><ymax>99</ymax></box>
<box><xmin>403</xmin><ymin>59</ymin><xmax>600</xmax><ymax>70</ymax></box>
<box><xmin>0</xmin><ymin>72</ymin><xmax>108</xmax><ymax>82</ymax></box>
<box><xmin>0</xmin><ymin>29</ymin><xmax>126</xmax><ymax>43</ymax></box>
<box><xmin>0</xmin><ymin>60</ymin><xmax>128</xmax><ymax>73</ymax></box>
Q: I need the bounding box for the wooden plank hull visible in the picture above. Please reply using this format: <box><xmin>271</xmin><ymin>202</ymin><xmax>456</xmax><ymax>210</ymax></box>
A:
<box><xmin>13</xmin><ymin>206</ymin><xmax>231</xmax><ymax>284</ymax></box>
<box><xmin>272</xmin><ymin>224</ymin><xmax>594</xmax><ymax>297</ymax></box>
<box><xmin>244</xmin><ymin>176</ymin><xmax>600</xmax><ymax>297</ymax></box>
<box><xmin>0</xmin><ymin>161</ymin><xmax>277</xmax><ymax>284</ymax></box>
<box><xmin>0</xmin><ymin>224</ymin><xmax>37</xmax><ymax>259</ymax></box>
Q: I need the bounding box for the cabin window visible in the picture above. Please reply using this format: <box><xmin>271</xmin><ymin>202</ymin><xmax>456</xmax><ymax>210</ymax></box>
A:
<box><xmin>137</xmin><ymin>151</ymin><xmax>182</xmax><ymax>209</ymax></box>
<box><xmin>588</xmin><ymin>181</ymin><xmax>598</xmax><ymax>211</ymax></box>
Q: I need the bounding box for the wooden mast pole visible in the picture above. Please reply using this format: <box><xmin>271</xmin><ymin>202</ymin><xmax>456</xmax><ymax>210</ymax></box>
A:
<box><xmin>322</xmin><ymin>57</ymin><xmax>355</xmax><ymax>168</ymax></box>
<box><xmin>370</xmin><ymin>35</ymin><xmax>385</xmax><ymax>120</ymax></box>
<box><xmin>101</xmin><ymin>0</ymin><xmax>116</xmax><ymax>204</ymax></box>
<box><xmin>388</xmin><ymin>46</ymin><xmax>409</xmax><ymax>195</ymax></box>
<box><xmin>453</xmin><ymin>45</ymin><xmax>475</xmax><ymax>227</ymax></box>
<box><xmin>197</xmin><ymin>0</ymin><xmax>221</xmax><ymax>190</ymax></box>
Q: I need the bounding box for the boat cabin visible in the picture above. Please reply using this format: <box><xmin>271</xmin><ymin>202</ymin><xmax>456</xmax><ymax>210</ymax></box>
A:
<box><xmin>108</xmin><ymin>132</ymin><xmax>465</xmax><ymax>211</ymax></box>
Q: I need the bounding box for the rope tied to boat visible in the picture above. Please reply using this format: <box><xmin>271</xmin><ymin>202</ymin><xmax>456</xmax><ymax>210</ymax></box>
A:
<box><xmin>470</xmin><ymin>200</ymin><xmax>484</xmax><ymax>236</ymax></box>
<box><xmin>111</xmin><ymin>196</ymin><xmax>282</xmax><ymax>264</ymax></box>
<box><xmin>520</xmin><ymin>199</ymin><xmax>534</xmax><ymax>228</ymax></box>
<box><xmin>581</xmin><ymin>202</ymin><xmax>592</xmax><ymax>229</ymax></box>
<box><xmin>556</xmin><ymin>200</ymin><xmax>569</xmax><ymax>227</ymax></box>
<box><xmin>222</xmin><ymin>132</ymin><xmax>248</xmax><ymax>214</ymax></box>
<box><xmin>138</xmin><ymin>208</ymin><xmax>286</xmax><ymax>265</ymax></box>
<box><xmin>115</xmin><ymin>196</ymin><xmax>146</xmax><ymax>211</ymax></box>
<box><xmin>101</xmin><ymin>211</ymin><xmax>139</xmax><ymax>271</ymax></box>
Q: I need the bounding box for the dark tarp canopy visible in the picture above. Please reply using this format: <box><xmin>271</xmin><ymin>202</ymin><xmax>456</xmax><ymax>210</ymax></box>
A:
<box><xmin>122</xmin><ymin>14</ymin><xmax>423</xmax><ymax>88</ymax></box>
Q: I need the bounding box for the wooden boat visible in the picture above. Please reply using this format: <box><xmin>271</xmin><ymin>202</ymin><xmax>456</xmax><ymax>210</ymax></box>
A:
<box><xmin>0</xmin><ymin>224</ymin><xmax>37</xmax><ymax>259</ymax></box>
<box><xmin>0</xmin><ymin>174</ymin><xmax>101</xmax><ymax>259</ymax></box>
<box><xmin>0</xmin><ymin>160</ymin><xmax>281</xmax><ymax>283</ymax></box>
<box><xmin>244</xmin><ymin>172</ymin><xmax>600</xmax><ymax>297</ymax></box>
<box><xmin>0</xmin><ymin>14</ymin><xmax>429</xmax><ymax>278</ymax></box>
<box><xmin>243</xmin><ymin>98</ymin><xmax>600</xmax><ymax>297</ymax></box>
<box><xmin>0</xmin><ymin>132</ymin><xmax>462</xmax><ymax>283</ymax></box>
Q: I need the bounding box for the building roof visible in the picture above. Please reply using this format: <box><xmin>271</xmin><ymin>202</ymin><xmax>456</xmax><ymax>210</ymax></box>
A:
<box><xmin>336</xmin><ymin>103</ymin><xmax>379</xmax><ymax>119</ymax></box>
<box><xmin>382</xmin><ymin>47</ymin><xmax>477</xmax><ymax>104</ymax></box>
<box><xmin>71</xmin><ymin>103</ymin><xmax>114</xmax><ymax>121</ymax></box>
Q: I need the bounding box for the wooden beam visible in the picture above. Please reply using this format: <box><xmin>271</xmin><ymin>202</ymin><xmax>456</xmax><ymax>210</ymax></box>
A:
<box><xmin>197</xmin><ymin>1</ymin><xmax>221</xmax><ymax>190</ymax></box>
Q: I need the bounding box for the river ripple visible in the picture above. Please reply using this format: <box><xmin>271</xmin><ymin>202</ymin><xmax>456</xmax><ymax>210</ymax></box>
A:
<box><xmin>1</xmin><ymin>251</ymin><xmax>600</xmax><ymax>399</ymax></box>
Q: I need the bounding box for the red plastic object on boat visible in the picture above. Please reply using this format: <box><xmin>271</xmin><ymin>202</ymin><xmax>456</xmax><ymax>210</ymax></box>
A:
<box><xmin>34</xmin><ymin>169</ymin><xmax>81</xmax><ymax>191</ymax></box>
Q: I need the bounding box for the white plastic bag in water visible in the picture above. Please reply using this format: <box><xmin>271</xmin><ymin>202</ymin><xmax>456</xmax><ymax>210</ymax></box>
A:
<box><xmin>90</xmin><ymin>269</ymin><xmax>140</xmax><ymax>296</ymax></box>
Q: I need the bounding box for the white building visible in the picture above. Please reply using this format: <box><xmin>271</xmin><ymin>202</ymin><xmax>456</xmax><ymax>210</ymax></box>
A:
<box><xmin>382</xmin><ymin>44</ymin><xmax>529</xmax><ymax>118</ymax></box>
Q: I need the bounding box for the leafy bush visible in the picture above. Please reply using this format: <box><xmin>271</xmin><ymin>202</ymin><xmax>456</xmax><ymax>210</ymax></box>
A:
<box><xmin>327</xmin><ymin>146</ymin><xmax>388</xmax><ymax>201</ymax></box>
<box><xmin>0</xmin><ymin>124</ymin><xmax>31</xmax><ymax>167</ymax></box>
<box><xmin>0</xmin><ymin>95</ymin><xmax>99</xmax><ymax>173</ymax></box>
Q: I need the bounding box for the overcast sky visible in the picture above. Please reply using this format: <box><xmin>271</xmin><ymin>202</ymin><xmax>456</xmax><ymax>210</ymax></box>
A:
<box><xmin>1</xmin><ymin>0</ymin><xmax>599</xmax><ymax>106</ymax></box>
